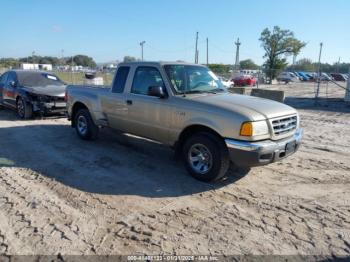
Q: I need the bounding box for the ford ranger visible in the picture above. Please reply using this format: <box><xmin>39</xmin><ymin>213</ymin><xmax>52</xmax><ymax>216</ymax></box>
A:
<box><xmin>66</xmin><ymin>62</ymin><xmax>302</xmax><ymax>182</ymax></box>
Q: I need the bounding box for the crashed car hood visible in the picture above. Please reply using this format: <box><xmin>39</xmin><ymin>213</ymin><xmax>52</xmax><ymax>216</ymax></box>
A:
<box><xmin>23</xmin><ymin>85</ymin><xmax>66</xmax><ymax>97</ymax></box>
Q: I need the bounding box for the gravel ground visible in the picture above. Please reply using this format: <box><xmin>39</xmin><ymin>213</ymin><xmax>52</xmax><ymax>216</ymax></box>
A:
<box><xmin>0</xmin><ymin>82</ymin><xmax>349</xmax><ymax>257</ymax></box>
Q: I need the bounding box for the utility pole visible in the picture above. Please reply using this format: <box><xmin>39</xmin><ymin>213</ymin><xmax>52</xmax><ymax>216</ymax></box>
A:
<box><xmin>234</xmin><ymin>38</ymin><xmax>241</xmax><ymax>70</ymax></box>
<box><xmin>195</xmin><ymin>32</ymin><xmax>199</xmax><ymax>64</ymax></box>
<box><xmin>315</xmin><ymin>42</ymin><xmax>323</xmax><ymax>103</ymax></box>
<box><xmin>140</xmin><ymin>41</ymin><xmax>146</xmax><ymax>61</ymax></box>
<box><xmin>206</xmin><ymin>37</ymin><xmax>209</xmax><ymax>65</ymax></box>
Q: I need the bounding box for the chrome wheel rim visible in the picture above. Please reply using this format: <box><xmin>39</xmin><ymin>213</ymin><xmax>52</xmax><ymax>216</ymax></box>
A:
<box><xmin>17</xmin><ymin>99</ymin><xmax>24</xmax><ymax>118</ymax></box>
<box><xmin>188</xmin><ymin>143</ymin><xmax>213</xmax><ymax>174</ymax></box>
<box><xmin>77</xmin><ymin>115</ymin><xmax>88</xmax><ymax>135</ymax></box>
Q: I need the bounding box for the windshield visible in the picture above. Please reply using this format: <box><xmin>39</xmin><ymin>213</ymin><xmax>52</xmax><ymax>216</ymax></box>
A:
<box><xmin>164</xmin><ymin>65</ymin><xmax>226</xmax><ymax>94</ymax></box>
<box><xmin>17</xmin><ymin>72</ymin><xmax>65</xmax><ymax>87</ymax></box>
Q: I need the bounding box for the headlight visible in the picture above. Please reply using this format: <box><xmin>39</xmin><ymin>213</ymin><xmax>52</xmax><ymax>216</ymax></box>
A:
<box><xmin>240</xmin><ymin>121</ymin><xmax>269</xmax><ymax>136</ymax></box>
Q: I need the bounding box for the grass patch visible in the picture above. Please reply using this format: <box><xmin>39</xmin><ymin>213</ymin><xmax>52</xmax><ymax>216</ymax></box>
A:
<box><xmin>54</xmin><ymin>71</ymin><xmax>114</xmax><ymax>86</ymax></box>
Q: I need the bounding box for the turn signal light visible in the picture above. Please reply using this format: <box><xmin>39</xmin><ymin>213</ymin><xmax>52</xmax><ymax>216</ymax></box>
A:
<box><xmin>240</xmin><ymin>122</ymin><xmax>253</xmax><ymax>136</ymax></box>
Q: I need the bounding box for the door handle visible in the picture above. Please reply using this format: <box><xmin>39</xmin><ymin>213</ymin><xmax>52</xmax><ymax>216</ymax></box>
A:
<box><xmin>126</xmin><ymin>100</ymin><xmax>133</xmax><ymax>105</ymax></box>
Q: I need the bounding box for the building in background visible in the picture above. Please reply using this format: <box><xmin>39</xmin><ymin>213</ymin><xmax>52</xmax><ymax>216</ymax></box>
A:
<box><xmin>21</xmin><ymin>63</ymin><xmax>52</xmax><ymax>71</ymax></box>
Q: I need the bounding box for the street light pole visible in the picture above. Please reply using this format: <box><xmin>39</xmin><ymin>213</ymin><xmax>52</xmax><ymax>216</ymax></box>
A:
<box><xmin>140</xmin><ymin>41</ymin><xmax>146</xmax><ymax>61</ymax></box>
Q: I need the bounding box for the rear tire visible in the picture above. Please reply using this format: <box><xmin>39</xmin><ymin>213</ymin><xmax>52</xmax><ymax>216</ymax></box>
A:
<box><xmin>16</xmin><ymin>97</ymin><xmax>33</xmax><ymax>119</ymax></box>
<box><xmin>182</xmin><ymin>132</ymin><xmax>230</xmax><ymax>182</ymax></box>
<box><xmin>75</xmin><ymin>108</ymin><xmax>99</xmax><ymax>140</ymax></box>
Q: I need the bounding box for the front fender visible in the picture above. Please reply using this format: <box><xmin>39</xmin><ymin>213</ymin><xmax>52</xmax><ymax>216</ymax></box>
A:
<box><xmin>182</xmin><ymin>117</ymin><xmax>223</xmax><ymax>135</ymax></box>
<box><xmin>16</xmin><ymin>89</ymin><xmax>32</xmax><ymax>103</ymax></box>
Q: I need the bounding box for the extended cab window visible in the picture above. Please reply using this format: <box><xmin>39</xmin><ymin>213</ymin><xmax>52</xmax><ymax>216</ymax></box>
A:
<box><xmin>131</xmin><ymin>67</ymin><xmax>164</xmax><ymax>95</ymax></box>
<box><xmin>112</xmin><ymin>66</ymin><xmax>130</xmax><ymax>93</ymax></box>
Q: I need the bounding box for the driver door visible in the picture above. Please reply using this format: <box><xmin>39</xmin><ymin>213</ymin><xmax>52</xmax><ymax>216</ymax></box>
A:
<box><xmin>124</xmin><ymin>66</ymin><xmax>172</xmax><ymax>143</ymax></box>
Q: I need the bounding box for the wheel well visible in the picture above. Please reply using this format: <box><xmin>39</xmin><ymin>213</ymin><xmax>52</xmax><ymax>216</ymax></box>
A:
<box><xmin>176</xmin><ymin>125</ymin><xmax>224</xmax><ymax>152</ymax></box>
<box><xmin>71</xmin><ymin>102</ymin><xmax>88</xmax><ymax>127</ymax></box>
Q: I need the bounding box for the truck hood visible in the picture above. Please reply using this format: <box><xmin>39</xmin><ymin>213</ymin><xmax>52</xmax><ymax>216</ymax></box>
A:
<box><xmin>23</xmin><ymin>85</ymin><xmax>66</xmax><ymax>97</ymax></box>
<box><xmin>188</xmin><ymin>92</ymin><xmax>297</xmax><ymax>120</ymax></box>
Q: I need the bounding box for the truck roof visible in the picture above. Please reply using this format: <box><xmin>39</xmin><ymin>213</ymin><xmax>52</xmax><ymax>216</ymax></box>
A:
<box><xmin>118</xmin><ymin>61</ymin><xmax>207</xmax><ymax>67</ymax></box>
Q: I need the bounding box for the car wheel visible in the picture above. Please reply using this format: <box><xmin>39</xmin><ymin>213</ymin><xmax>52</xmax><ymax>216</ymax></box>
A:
<box><xmin>183</xmin><ymin>132</ymin><xmax>230</xmax><ymax>182</ymax></box>
<box><xmin>75</xmin><ymin>108</ymin><xmax>99</xmax><ymax>140</ymax></box>
<box><xmin>16</xmin><ymin>97</ymin><xmax>33</xmax><ymax>119</ymax></box>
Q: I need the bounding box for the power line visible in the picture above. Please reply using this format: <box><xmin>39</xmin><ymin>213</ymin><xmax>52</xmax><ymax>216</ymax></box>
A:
<box><xmin>147</xmin><ymin>44</ymin><xmax>196</xmax><ymax>54</ymax></box>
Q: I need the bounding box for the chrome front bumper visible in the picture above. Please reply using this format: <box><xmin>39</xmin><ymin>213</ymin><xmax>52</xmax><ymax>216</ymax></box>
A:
<box><xmin>224</xmin><ymin>128</ymin><xmax>303</xmax><ymax>167</ymax></box>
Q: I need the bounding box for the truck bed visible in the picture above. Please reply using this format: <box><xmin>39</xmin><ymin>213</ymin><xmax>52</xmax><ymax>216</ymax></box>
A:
<box><xmin>67</xmin><ymin>84</ymin><xmax>111</xmax><ymax>93</ymax></box>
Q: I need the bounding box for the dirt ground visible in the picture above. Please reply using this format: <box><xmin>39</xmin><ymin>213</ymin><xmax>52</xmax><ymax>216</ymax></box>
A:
<box><xmin>0</xmin><ymin>82</ymin><xmax>349</xmax><ymax>258</ymax></box>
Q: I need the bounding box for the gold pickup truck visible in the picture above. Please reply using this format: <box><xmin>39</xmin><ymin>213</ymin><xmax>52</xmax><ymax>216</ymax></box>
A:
<box><xmin>66</xmin><ymin>62</ymin><xmax>302</xmax><ymax>182</ymax></box>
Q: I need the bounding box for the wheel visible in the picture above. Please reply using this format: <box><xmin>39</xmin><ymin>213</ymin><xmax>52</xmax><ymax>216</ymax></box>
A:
<box><xmin>75</xmin><ymin>108</ymin><xmax>99</xmax><ymax>140</ymax></box>
<box><xmin>16</xmin><ymin>97</ymin><xmax>33</xmax><ymax>119</ymax></box>
<box><xmin>182</xmin><ymin>132</ymin><xmax>230</xmax><ymax>182</ymax></box>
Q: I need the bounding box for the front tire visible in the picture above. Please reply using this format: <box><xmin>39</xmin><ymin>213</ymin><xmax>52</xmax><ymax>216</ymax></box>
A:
<box><xmin>16</xmin><ymin>97</ymin><xmax>33</xmax><ymax>119</ymax></box>
<box><xmin>75</xmin><ymin>108</ymin><xmax>99</xmax><ymax>140</ymax></box>
<box><xmin>182</xmin><ymin>133</ymin><xmax>230</xmax><ymax>182</ymax></box>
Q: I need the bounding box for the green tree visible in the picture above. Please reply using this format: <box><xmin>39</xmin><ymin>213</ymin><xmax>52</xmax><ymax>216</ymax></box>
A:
<box><xmin>0</xmin><ymin>58</ymin><xmax>20</xmax><ymax>68</ymax></box>
<box><xmin>72</xmin><ymin>55</ymin><xmax>96</xmax><ymax>68</ymax></box>
<box><xmin>207</xmin><ymin>64</ymin><xmax>230</xmax><ymax>74</ymax></box>
<box><xmin>123</xmin><ymin>56</ymin><xmax>137</xmax><ymax>62</ymax></box>
<box><xmin>260</xmin><ymin>26</ymin><xmax>306</xmax><ymax>83</ymax></box>
<box><xmin>289</xmin><ymin>58</ymin><xmax>316</xmax><ymax>72</ymax></box>
<box><xmin>239</xmin><ymin>59</ymin><xmax>259</xmax><ymax>70</ymax></box>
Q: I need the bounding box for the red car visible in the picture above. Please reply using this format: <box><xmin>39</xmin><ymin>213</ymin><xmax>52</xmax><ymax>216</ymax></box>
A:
<box><xmin>233</xmin><ymin>75</ymin><xmax>257</xmax><ymax>87</ymax></box>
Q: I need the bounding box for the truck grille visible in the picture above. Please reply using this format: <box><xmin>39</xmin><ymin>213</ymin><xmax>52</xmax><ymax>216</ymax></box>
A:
<box><xmin>271</xmin><ymin>115</ymin><xmax>297</xmax><ymax>136</ymax></box>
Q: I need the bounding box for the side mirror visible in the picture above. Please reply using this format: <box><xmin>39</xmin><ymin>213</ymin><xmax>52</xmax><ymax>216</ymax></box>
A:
<box><xmin>9</xmin><ymin>81</ymin><xmax>17</xmax><ymax>88</ymax></box>
<box><xmin>148</xmin><ymin>86</ymin><xmax>167</xmax><ymax>98</ymax></box>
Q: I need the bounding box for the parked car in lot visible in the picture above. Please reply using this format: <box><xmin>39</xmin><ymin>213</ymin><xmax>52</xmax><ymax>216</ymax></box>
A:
<box><xmin>330</xmin><ymin>73</ymin><xmax>347</xmax><ymax>81</ymax></box>
<box><xmin>233</xmin><ymin>75</ymin><xmax>257</xmax><ymax>86</ymax></box>
<box><xmin>277</xmin><ymin>72</ymin><xmax>299</xmax><ymax>83</ymax></box>
<box><xmin>296</xmin><ymin>72</ymin><xmax>310</xmax><ymax>81</ymax></box>
<box><xmin>319</xmin><ymin>73</ymin><xmax>333</xmax><ymax>81</ymax></box>
<box><xmin>0</xmin><ymin>70</ymin><xmax>67</xmax><ymax>119</ymax></box>
<box><xmin>66</xmin><ymin>62</ymin><xmax>302</xmax><ymax>182</ymax></box>
<box><xmin>218</xmin><ymin>77</ymin><xmax>233</xmax><ymax>88</ymax></box>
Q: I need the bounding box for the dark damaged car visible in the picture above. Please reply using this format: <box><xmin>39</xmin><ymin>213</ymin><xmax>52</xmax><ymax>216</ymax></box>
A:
<box><xmin>0</xmin><ymin>70</ymin><xmax>67</xmax><ymax>119</ymax></box>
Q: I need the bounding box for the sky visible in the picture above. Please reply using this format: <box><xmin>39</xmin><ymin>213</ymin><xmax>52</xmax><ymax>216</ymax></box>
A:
<box><xmin>1</xmin><ymin>0</ymin><xmax>349</xmax><ymax>65</ymax></box>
